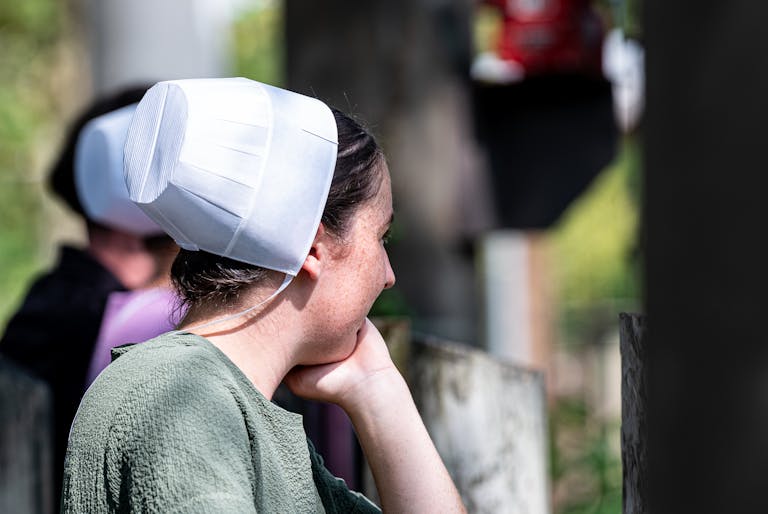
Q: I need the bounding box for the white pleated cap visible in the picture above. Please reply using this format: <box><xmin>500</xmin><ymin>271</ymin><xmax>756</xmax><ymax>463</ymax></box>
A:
<box><xmin>124</xmin><ymin>78</ymin><xmax>338</xmax><ymax>276</ymax></box>
<box><xmin>75</xmin><ymin>104</ymin><xmax>165</xmax><ymax>236</ymax></box>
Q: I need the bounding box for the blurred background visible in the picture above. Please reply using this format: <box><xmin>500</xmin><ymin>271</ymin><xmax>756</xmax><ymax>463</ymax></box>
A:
<box><xmin>0</xmin><ymin>0</ymin><xmax>642</xmax><ymax>512</ymax></box>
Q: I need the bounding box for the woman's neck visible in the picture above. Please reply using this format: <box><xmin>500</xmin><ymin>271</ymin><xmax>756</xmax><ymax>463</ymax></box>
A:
<box><xmin>189</xmin><ymin>301</ymin><xmax>305</xmax><ymax>400</ymax></box>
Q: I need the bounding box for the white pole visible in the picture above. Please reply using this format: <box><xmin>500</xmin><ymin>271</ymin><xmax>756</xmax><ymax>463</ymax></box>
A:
<box><xmin>480</xmin><ymin>230</ymin><xmax>533</xmax><ymax>363</ymax></box>
<box><xmin>86</xmin><ymin>0</ymin><xmax>239</xmax><ymax>94</ymax></box>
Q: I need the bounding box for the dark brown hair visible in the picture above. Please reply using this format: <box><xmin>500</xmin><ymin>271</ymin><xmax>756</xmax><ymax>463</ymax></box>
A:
<box><xmin>171</xmin><ymin>108</ymin><xmax>385</xmax><ymax>318</ymax></box>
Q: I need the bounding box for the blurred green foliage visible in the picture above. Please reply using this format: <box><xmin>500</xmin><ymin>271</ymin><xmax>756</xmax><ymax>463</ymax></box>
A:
<box><xmin>595</xmin><ymin>0</ymin><xmax>642</xmax><ymax>39</ymax></box>
<box><xmin>473</xmin><ymin>4</ymin><xmax>503</xmax><ymax>54</ymax></box>
<box><xmin>233</xmin><ymin>0</ymin><xmax>284</xmax><ymax>87</ymax></box>
<box><xmin>551</xmin><ymin>136</ymin><xmax>641</xmax><ymax>310</ymax></box>
<box><xmin>550</xmin><ymin>398</ymin><xmax>622</xmax><ymax>514</ymax></box>
<box><xmin>0</xmin><ymin>0</ymin><xmax>70</xmax><ymax>330</ymax></box>
<box><xmin>549</xmin><ymin>136</ymin><xmax>640</xmax><ymax>513</ymax></box>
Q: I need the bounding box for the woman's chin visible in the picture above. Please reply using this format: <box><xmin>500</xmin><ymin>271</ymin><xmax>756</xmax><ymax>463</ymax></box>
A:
<box><xmin>302</xmin><ymin>333</ymin><xmax>357</xmax><ymax>366</ymax></box>
<box><xmin>329</xmin><ymin>335</ymin><xmax>358</xmax><ymax>362</ymax></box>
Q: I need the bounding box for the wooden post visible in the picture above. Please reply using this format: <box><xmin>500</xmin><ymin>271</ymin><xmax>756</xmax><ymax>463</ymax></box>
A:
<box><xmin>619</xmin><ymin>313</ymin><xmax>646</xmax><ymax>514</ymax></box>
<box><xmin>646</xmin><ymin>1</ymin><xmax>768</xmax><ymax>510</ymax></box>
<box><xmin>0</xmin><ymin>359</ymin><xmax>54</xmax><ymax>514</ymax></box>
<box><xmin>365</xmin><ymin>321</ymin><xmax>551</xmax><ymax>513</ymax></box>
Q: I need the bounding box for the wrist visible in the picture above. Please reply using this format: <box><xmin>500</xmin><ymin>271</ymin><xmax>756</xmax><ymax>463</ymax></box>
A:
<box><xmin>338</xmin><ymin>366</ymin><xmax>409</xmax><ymax>417</ymax></box>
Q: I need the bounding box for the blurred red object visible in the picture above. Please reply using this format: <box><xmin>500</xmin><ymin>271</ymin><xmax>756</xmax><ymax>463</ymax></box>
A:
<box><xmin>482</xmin><ymin>0</ymin><xmax>604</xmax><ymax>77</ymax></box>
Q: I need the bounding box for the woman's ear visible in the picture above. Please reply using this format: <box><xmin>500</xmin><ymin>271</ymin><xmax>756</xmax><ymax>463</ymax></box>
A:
<box><xmin>301</xmin><ymin>223</ymin><xmax>328</xmax><ymax>280</ymax></box>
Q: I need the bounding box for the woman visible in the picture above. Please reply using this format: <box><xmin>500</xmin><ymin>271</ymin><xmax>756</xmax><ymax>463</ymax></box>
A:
<box><xmin>62</xmin><ymin>78</ymin><xmax>465</xmax><ymax>513</ymax></box>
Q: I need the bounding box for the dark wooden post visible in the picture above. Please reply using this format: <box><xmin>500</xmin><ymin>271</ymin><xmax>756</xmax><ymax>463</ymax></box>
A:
<box><xmin>619</xmin><ymin>313</ymin><xmax>647</xmax><ymax>514</ymax></box>
<box><xmin>645</xmin><ymin>1</ymin><xmax>768</xmax><ymax>511</ymax></box>
<box><xmin>0</xmin><ymin>359</ymin><xmax>54</xmax><ymax>514</ymax></box>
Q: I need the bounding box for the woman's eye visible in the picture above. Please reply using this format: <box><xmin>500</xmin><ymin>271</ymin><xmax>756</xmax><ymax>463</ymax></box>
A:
<box><xmin>381</xmin><ymin>228</ymin><xmax>392</xmax><ymax>245</ymax></box>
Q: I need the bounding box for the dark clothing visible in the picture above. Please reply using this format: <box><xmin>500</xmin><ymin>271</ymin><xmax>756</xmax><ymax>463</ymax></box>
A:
<box><xmin>0</xmin><ymin>245</ymin><xmax>124</xmax><ymax>498</ymax></box>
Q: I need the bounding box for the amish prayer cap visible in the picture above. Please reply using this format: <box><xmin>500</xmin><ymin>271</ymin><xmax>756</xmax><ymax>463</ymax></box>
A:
<box><xmin>75</xmin><ymin>104</ymin><xmax>165</xmax><ymax>236</ymax></box>
<box><xmin>124</xmin><ymin>77</ymin><xmax>338</xmax><ymax>276</ymax></box>
<box><xmin>50</xmin><ymin>86</ymin><xmax>149</xmax><ymax>218</ymax></box>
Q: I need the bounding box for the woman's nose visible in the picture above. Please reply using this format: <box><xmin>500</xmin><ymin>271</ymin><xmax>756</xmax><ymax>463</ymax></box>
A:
<box><xmin>383</xmin><ymin>256</ymin><xmax>396</xmax><ymax>290</ymax></box>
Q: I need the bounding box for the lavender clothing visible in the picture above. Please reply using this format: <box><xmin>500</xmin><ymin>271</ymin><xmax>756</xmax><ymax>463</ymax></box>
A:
<box><xmin>86</xmin><ymin>288</ymin><xmax>182</xmax><ymax>385</ymax></box>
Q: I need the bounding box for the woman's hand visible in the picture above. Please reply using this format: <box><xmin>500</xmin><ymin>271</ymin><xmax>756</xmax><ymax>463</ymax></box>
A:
<box><xmin>287</xmin><ymin>318</ymin><xmax>466</xmax><ymax>513</ymax></box>
<box><xmin>283</xmin><ymin>318</ymin><xmax>400</xmax><ymax>410</ymax></box>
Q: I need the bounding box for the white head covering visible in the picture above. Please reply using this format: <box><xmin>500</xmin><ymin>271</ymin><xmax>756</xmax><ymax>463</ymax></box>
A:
<box><xmin>124</xmin><ymin>77</ymin><xmax>338</xmax><ymax>278</ymax></box>
<box><xmin>74</xmin><ymin>104</ymin><xmax>165</xmax><ymax>236</ymax></box>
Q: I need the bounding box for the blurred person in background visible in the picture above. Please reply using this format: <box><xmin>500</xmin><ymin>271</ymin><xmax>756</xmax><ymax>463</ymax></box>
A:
<box><xmin>62</xmin><ymin>77</ymin><xmax>465</xmax><ymax>513</ymax></box>
<box><xmin>75</xmin><ymin>105</ymin><xmax>181</xmax><ymax>387</ymax></box>
<box><xmin>85</xmin><ymin>234</ymin><xmax>180</xmax><ymax>386</ymax></box>
<box><xmin>0</xmin><ymin>86</ymin><xmax>166</xmax><ymax>498</ymax></box>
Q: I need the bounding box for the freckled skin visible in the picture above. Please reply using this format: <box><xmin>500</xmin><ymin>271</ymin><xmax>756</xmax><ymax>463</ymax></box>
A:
<box><xmin>302</xmin><ymin>169</ymin><xmax>396</xmax><ymax>364</ymax></box>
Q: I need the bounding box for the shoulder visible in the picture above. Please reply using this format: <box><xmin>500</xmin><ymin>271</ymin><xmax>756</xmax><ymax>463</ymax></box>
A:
<box><xmin>109</xmin><ymin>332</ymin><xmax>223</xmax><ymax>372</ymax></box>
<box><xmin>72</xmin><ymin>334</ymin><xmax>251</xmax><ymax>469</ymax></box>
<box><xmin>65</xmin><ymin>334</ymin><xmax>258</xmax><ymax>510</ymax></box>
<box><xmin>80</xmin><ymin>334</ymin><xmax>243</xmax><ymax>429</ymax></box>
<box><xmin>103</xmin><ymin>333</ymin><xmax>239</xmax><ymax>399</ymax></box>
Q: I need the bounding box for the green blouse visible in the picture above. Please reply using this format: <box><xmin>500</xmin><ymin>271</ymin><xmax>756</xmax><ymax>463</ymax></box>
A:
<box><xmin>61</xmin><ymin>332</ymin><xmax>380</xmax><ymax>513</ymax></box>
